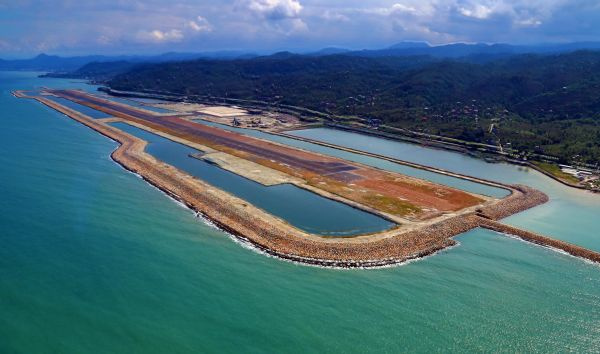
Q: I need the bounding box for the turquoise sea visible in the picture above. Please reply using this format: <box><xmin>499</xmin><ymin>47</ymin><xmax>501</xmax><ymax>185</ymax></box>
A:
<box><xmin>1</xmin><ymin>71</ymin><xmax>600</xmax><ymax>353</ymax></box>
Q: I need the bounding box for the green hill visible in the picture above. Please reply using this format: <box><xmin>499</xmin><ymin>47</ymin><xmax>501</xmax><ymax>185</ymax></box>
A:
<box><xmin>107</xmin><ymin>51</ymin><xmax>600</xmax><ymax>164</ymax></box>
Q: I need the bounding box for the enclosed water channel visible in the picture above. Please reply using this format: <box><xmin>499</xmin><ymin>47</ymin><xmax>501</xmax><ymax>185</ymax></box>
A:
<box><xmin>109</xmin><ymin>122</ymin><xmax>395</xmax><ymax>236</ymax></box>
<box><xmin>192</xmin><ymin>119</ymin><xmax>510</xmax><ymax>198</ymax></box>
<box><xmin>44</xmin><ymin>96</ymin><xmax>111</xmax><ymax>119</ymax></box>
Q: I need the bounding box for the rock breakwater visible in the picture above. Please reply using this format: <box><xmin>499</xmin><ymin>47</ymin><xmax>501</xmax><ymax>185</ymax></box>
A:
<box><xmin>17</xmin><ymin>91</ymin><xmax>599</xmax><ymax>268</ymax></box>
<box><xmin>480</xmin><ymin>219</ymin><xmax>600</xmax><ymax>264</ymax></box>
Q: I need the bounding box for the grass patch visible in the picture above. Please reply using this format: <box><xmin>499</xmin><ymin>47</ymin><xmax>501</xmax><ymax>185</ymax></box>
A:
<box><xmin>532</xmin><ymin>162</ymin><xmax>580</xmax><ymax>184</ymax></box>
<box><xmin>362</xmin><ymin>194</ymin><xmax>421</xmax><ymax>216</ymax></box>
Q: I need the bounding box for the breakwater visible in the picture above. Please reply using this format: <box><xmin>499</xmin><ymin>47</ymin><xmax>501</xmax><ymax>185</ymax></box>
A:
<box><xmin>477</xmin><ymin>185</ymin><xmax>549</xmax><ymax>220</ymax></box>
<box><xmin>480</xmin><ymin>220</ymin><xmax>600</xmax><ymax>263</ymax></box>
<box><xmin>16</xmin><ymin>90</ymin><xmax>600</xmax><ymax>268</ymax></box>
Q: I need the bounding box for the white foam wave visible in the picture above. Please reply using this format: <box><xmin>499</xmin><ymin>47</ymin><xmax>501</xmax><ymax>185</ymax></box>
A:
<box><xmin>494</xmin><ymin>231</ymin><xmax>600</xmax><ymax>267</ymax></box>
<box><xmin>107</xmin><ymin>149</ymin><xmax>461</xmax><ymax>270</ymax></box>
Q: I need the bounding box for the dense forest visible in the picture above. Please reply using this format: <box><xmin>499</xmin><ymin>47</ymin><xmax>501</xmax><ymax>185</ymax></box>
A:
<box><xmin>104</xmin><ymin>51</ymin><xmax>600</xmax><ymax>164</ymax></box>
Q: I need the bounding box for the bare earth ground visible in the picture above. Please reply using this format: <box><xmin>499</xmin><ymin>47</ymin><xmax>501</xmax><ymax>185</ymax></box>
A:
<box><xmin>158</xmin><ymin>102</ymin><xmax>305</xmax><ymax>131</ymax></box>
<box><xmin>46</xmin><ymin>89</ymin><xmax>491</xmax><ymax>224</ymax></box>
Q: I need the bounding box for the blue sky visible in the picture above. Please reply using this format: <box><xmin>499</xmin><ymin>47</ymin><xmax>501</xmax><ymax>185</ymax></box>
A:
<box><xmin>1</xmin><ymin>0</ymin><xmax>599</xmax><ymax>57</ymax></box>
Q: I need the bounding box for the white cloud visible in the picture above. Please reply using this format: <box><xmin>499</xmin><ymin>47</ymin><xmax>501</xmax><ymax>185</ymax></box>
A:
<box><xmin>135</xmin><ymin>14</ymin><xmax>212</xmax><ymax>45</ymax></box>
<box><xmin>240</xmin><ymin>0</ymin><xmax>307</xmax><ymax>35</ymax></box>
<box><xmin>516</xmin><ymin>17</ymin><xmax>542</xmax><ymax>27</ymax></box>
<box><xmin>136</xmin><ymin>29</ymin><xmax>184</xmax><ymax>43</ymax></box>
<box><xmin>459</xmin><ymin>4</ymin><xmax>494</xmax><ymax>19</ymax></box>
<box><xmin>246</xmin><ymin>0</ymin><xmax>302</xmax><ymax>20</ymax></box>
<box><xmin>289</xmin><ymin>18</ymin><xmax>308</xmax><ymax>32</ymax></box>
<box><xmin>376</xmin><ymin>1</ymin><xmax>459</xmax><ymax>43</ymax></box>
<box><xmin>320</xmin><ymin>10</ymin><xmax>350</xmax><ymax>22</ymax></box>
<box><xmin>3</xmin><ymin>0</ymin><xmax>600</xmax><ymax>55</ymax></box>
<box><xmin>391</xmin><ymin>3</ymin><xmax>418</xmax><ymax>15</ymax></box>
<box><xmin>388</xmin><ymin>2</ymin><xmax>436</xmax><ymax>17</ymax></box>
<box><xmin>97</xmin><ymin>35</ymin><xmax>112</xmax><ymax>45</ymax></box>
<box><xmin>188</xmin><ymin>16</ymin><xmax>213</xmax><ymax>33</ymax></box>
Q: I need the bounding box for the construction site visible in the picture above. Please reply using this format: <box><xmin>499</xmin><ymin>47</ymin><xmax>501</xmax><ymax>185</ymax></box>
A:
<box><xmin>14</xmin><ymin>88</ymin><xmax>600</xmax><ymax>267</ymax></box>
<box><xmin>154</xmin><ymin>101</ymin><xmax>306</xmax><ymax>131</ymax></box>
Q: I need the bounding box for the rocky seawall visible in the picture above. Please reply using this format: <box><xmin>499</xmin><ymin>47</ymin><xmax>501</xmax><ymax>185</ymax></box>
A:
<box><xmin>477</xmin><ymin>185</ymin><xmax>549</xmax><ymax>220</ymax></box>
<box><xmin>17</xmin><ymin>91</ymin><xmax>600</xmax><ymax>268</ymax></box>
<box><xmin>480</xmin><ymin>219</ymin><xmax>600</xmax><ymax>263</ymax></box>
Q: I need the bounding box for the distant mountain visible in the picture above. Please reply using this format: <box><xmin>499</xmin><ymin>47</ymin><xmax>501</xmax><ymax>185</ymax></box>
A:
<box><xmin>6</xmin><ymin>41</ymin><xmax>600</xmax><ymax>73</ymax></box>
<box><xmin>153</xmin><ymin>51</ymin><xmax>254</xmax><ymax>61</ymax></box>
<box><xmin>308</xmin><ymin>47</ymin><xmax>352</xmax><ymax>56</ymax></box>
<box><xmin>388</xmin><ymin>41</ymin><xmax>430</xmax><ymax>50</ymax></box>
<box><xmin>0</xmin><ymin>53</ymin><xmax>118</xmax><ymax>71</ymax></box>
<box><xmin>107</xmin><ymin>50</ymin><xmax>600</xmax><ymax>163</ymax></box>
<box><xmin>0</xmin><ymin>51</ymin><xmax>254</xmax><ymax>72</ymax></box>
<box><xmin>42</xmin><ymin>61</ymin><xmax>139</xmax><ymax>81</ymax></box>
<box><xmin>347</xmin><ymin>41</ymin><xmax>600</xmax><ymax>59</ymax></box>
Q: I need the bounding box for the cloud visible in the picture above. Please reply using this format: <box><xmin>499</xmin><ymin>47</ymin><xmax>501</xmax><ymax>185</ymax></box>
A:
<box><xmin>459</xmin><ymin>4</ymin><xmax>494</xmax><ymax>19</ymax></box>
<box><xmin>136</xmin><ymin>29</ymin><xmax>184</xmax><ymax>43</ymax></box>
<box><xmin>240</xmin><ymin>0</ymin><xmax>307</xmax><ymax>35</ymax></box>
<box><xmin>246</xmin><ymin>0</ymin><xmax>302</xmax><ymax>20</ymax></box>
<box><xmin>2</xmin><ymin>0</ymin><xmax>600</xmax><ymax>56</ymax></box>
<box><xmin>135</xmin><ymin>14</ymin><xmax>212</xmax><ymax>45</ymax></box>
<box><xmin>391</xmin><ymin>3</ymin><xmax>418</xmax><ymax>15</ymax></box>
<box><xmin>97</xmin><ymin>35</ymin><xmax>112</xmax><ymax>45</ymax></box>
<box><xmin>516</xmin><ymin>17</ymin><xmax>542</xmax><ymax>27</ymax></box>
<box><xmin>320</xmin><ymin>10</ymin><xmax>350</xmax><ymax>22</ymax></box>
<box><xmin>453</xmin><ymin>0</ymin><xmax>563</xmax><ymax>26</ymax></box>
<box><xmin>188</xmin><ymin>16</ymin><xmax>213</xmax><ymax>33</ymax></box>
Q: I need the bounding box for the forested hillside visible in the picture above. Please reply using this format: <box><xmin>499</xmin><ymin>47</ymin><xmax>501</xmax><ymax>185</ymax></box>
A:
<box><xmin>108</xmin><ymin>51</ymin><xmax>600</xmax><ymax>164</ymax></box>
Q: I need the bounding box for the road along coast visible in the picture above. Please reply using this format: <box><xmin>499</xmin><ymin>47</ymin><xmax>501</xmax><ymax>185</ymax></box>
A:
<box><xmin>16</xmin><ymin>90</ymin><xmax>600</xmax><ymax>267</ymax></box>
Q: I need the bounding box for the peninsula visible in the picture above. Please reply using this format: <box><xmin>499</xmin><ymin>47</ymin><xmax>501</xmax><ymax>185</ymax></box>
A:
<box><xmin>15</xmin><ymin>89</ymin><xmax>600</xmax><ymax>267</ymax></box>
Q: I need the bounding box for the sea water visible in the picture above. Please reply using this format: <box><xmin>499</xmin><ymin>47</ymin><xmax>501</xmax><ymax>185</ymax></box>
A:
<box><xmin>1</xmin><ymin>71</ymin><xmax>599</xmax><ymax>353</ymax></box>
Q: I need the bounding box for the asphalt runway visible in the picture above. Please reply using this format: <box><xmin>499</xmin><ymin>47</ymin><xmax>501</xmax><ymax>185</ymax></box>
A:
<box><xmin>51</xmin><ymin>90</ymin><xmax>361</xmax><ymax>179</ymax></box>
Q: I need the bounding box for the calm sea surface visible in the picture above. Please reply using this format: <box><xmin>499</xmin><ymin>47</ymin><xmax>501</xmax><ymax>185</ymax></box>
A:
<box><xmin>1</xmin><ymin>72</ymin><xmax>599</xmax><ymax>353</ymax></box>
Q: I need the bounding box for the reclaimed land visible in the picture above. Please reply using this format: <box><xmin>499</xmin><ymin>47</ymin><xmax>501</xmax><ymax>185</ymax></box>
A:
<box><xmin>45</xmin><ymin>89</ymin><xmax>488</xmax><ymax>223</ymax></box>
<box><xmin>16</xmin><ymin>90</ymin><xmax>600</xmax><ymax>267</ymax></box>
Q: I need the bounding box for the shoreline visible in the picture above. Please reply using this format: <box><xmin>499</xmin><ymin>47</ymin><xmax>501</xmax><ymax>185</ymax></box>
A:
<box><xmin>186</xmin><ymin>116</ymin><xmax>513</xmax><ymax>198</ymax></box>
<box><xmin>16</xmin><ymin>90</ymin><xmax>600</xmax><ymax>268</ymax></box>
<box><xmin>100</xmin><ymin>88</ymin><xmax>597</xmax><ymax>193</ymax></box>
<box><xmin>211</xmin><ymin>117</ymin><xmax>598</xmax><ymax>195</ymax></box>
<box><xmin>527</xmin><ymin>163</ymin><xmax>597</xmax><ymax>192</ymax></box>
<box><xmin>323</xmin><ymin>123</ymin><xmax>600</xmax><ymax>193</ymax></box>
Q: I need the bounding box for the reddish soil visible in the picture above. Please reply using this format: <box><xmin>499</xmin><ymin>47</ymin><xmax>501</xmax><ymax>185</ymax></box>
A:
<box><xmin>49</xmin><ymin>89</ymin><xmax>485</xmax><ymax>218</ymax></box>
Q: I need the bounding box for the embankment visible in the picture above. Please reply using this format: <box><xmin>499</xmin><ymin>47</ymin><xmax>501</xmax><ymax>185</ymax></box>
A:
<box><xmin>480</xmin><ymin>219</ymin><xmax>600</xmax><ymax>264</ymax></box>
<box><xmin>476</xmin><ymin>185</ymin><xmax>549</xmax><ymax>220</ymax></box>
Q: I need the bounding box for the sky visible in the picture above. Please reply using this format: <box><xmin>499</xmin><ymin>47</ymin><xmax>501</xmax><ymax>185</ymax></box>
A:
<box><xmin>1</xmin><ymin>0</ymin><xmax>600</xmax><ymax>57</ymax></box>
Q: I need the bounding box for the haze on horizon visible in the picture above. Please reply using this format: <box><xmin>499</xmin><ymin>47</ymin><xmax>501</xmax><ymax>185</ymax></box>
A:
<box><xmin>1</xmin><ymin>0</ymin><xmax>599</xmax><ymax>58</ymax></box>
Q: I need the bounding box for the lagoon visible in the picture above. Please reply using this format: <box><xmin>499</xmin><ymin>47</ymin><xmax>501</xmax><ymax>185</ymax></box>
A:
<box><xmin>109</xmin><ymin>122</ymin><xmax>395</xmax><ymax>236</ymax></box>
